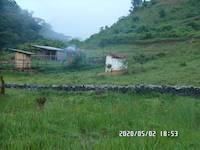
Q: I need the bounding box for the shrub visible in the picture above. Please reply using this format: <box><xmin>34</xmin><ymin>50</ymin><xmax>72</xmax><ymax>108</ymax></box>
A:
<box><xmin>159</xmin><ymin>9</ymin><xmax>166</xmax><ymax>18</ymax></box>
<box><xmin>160</xmin><ymin>25</ymin><xmax>173</xmax><ymax>31</ymax></box>
<box><xmin>134</xmin><ymin>54</ymin><xmax>148</xmax><ymax>65</ymax></box>
<box><xmin>190</xmin><ymin>0</ymin><xmax>200</xmax><ymax>6</ymax></box>
<box><xmin>142</xmin><ymin>1</ymin><xmax>148</xmax><ymax>8</ymax></box>
<box><xmin>136</xmin><ymin>25</ymin><xmax>149</xmax><ymax>33</ymax></box>
<box><xmin>36</xmin><ymin>97</ymin><xmax>47</xmax><ymax>110</ymax></box>
<box><xmin>134</xmin><ymin>53</ymin><xmax>158</xmax><ymax>65</ymax></box>
<box><xmin>187</xmin><ymin>21</ymin><xmax>200</xmax><ymax>30</ymax></box>
<box><xmin>179</xmin><ymin>62</ymin><xmax>187</xmax><ymax>67</ymax></box>
<box><xmin>144</xmin><ymin>32</ymin><xmax>153</xmax><ymax>39</ymax></box>
<box><xmin>132</xmin><ymin>16</ymin><xmax>140</xmax><ymax>22</ymax></box>
<box><xmin>156</xmin><ymin>52</ymin><xmax>166</xmax><ymax>58</ymax></box>
<box><xmin>151</xmin><ymin>0</ymin><xmax>157</xmax><ymax>5</ymax></box>
<box><xmin>70</xmin><ymin>51</ymin><xmax>87</xmax><ymax>69</ymax></box>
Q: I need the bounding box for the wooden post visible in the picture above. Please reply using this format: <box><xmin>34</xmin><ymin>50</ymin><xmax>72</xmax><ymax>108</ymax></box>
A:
<box><xmin>0</xmin><ymin>76</ymin><xmax>5</xmax><ymax>95</ymax></box>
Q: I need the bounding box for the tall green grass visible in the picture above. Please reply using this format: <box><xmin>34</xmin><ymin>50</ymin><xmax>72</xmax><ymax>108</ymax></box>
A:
<box><xmin>0</xmin><ymin>89</ymin><xmax>199</xmax><ymax>149</ymax></box>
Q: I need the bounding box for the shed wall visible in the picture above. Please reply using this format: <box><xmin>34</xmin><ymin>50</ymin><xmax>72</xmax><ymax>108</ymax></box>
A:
<box><xmin>15</xmin><ymin>52</ymin><xmax>31</xmax><ymax>69</ymax></box>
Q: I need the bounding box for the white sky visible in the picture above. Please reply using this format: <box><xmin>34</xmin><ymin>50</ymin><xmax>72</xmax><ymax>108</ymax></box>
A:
<box><xmin>15</xmin><ymin>0</ymin><xmax>131</xmax><ymax>39</ymax></box>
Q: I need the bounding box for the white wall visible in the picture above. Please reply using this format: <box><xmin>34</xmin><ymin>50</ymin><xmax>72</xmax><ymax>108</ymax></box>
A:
<box><xmin>105</xmin><ymin>55</ymin><xmax>127</xmax><ymax>72</ymax></box>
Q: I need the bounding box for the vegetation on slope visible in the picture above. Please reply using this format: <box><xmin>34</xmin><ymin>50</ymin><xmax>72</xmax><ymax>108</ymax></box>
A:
<box><xmin>85</xmin><ymin>0</ymin><xmax>200</xmax><ymax>47</ymax></box>
<box><xmin>2</xmin><ymin>39</ymin><xmax>200</xmax><ymax>86</ymax></box>
<box><xmin>0</xmin><ymin>0</ymin><xmax>70</xmax><ymax>51</ymax></box>
<box><xmin>0</xmin><ymin>0</ymin><xmax>42</xmax><ymax>49</ymax></box>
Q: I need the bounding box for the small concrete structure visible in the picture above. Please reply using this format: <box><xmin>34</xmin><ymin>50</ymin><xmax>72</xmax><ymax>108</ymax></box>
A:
<box><xmin>10</xmin><ymin>49</ymin><xmax>35</xmax><ymax>69</ymax></box>
<box><xmin>105</xmin><ymin>53</ymin><xmax>127</xmax><ymax>72</ymax></box>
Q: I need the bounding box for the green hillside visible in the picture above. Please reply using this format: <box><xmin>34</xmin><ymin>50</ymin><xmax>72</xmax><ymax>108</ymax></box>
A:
<box><xmin>1</xmin><ymin>0</ymin><xmax>200</xmax><ymax>87</ymax></box>
<box><xmin>0</xmin><ymin>0</ymin><xmax>70</xmax><ymax>50</ymax></box>
<box><xmin>0</xmin><ymin>0</ymin><xmax>42</xmax><ymax>49</ymax></box>
<box><xmin>86</xmin><ymin>0</ymin><xmax>200</xmax><ymax>47</ymax></box>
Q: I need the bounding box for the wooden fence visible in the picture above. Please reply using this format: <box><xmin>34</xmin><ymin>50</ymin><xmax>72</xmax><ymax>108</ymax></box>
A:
<box><xmin>0</xmin><ymin>56</ymin><xmax>105</xmax><ymax>70</ymax></box>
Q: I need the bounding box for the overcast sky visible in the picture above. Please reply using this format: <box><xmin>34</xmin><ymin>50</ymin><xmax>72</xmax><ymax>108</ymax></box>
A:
<box><xmin>15</xmin><ymin>0</ymin><xmax>131</xmax><ymax>39</ymax></box>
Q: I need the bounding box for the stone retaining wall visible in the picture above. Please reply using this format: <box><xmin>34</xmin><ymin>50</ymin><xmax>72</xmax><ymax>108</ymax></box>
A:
<box><xmin>4</xmin><ymin>83</ymin><xmax>200</xmax><ymax>96</ymax></box>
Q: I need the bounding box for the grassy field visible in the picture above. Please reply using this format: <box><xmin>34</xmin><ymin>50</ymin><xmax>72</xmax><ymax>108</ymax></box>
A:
<box><xmin>0</xmin><ymin>89</ymin><xmax>199</xmax><ymax>149</ymax></box>
<box><xmin>1</xmin><ymin>39</ymin><xmax>199</xmax><ymax>149</ymax></box>
<box><xmin>0</xmin><ymin>0</ymin><xmax>199</xmax><ymax>149</ymax></box>
<box><xmin>1</xmin><ymin>40</ymin><xmax>200</xmax><ymax>86</ymax></box>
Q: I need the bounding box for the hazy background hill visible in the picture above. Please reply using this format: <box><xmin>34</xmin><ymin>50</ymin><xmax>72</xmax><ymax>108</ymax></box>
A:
<box><xmin>85</xmin><ymin>0</ymin><xmax>200</xmax><ymax>47</ymax></box>
<box><xmin>0</xmin><ymin>0</ymin><xmax>41</xmax><ymax>49</ymax></box>
<box><xmin>0</xmin><ymin>0</ymin><xmax>70</xmax><ymax>50</ymax></box>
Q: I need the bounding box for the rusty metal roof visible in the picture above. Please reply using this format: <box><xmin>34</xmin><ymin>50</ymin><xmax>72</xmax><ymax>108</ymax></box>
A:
<box><xmin>9</xmin><ymin>48</ymin><xmax>35</xmax><ymax>55</ymax></box>
<box><xmin>107</xmin><ymin>53</ymin><xmax>127</xmax><ymax>59</ymax></box>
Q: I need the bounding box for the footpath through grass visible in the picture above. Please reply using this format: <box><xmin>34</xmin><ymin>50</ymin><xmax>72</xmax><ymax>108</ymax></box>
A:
<box><xmin>0</xmin><ymin>89</ymin><xmax>199</xmax><ymax>149</ymax></box>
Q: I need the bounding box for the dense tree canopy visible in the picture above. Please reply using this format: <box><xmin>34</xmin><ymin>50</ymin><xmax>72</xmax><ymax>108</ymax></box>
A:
<box><xmin>131</xmin><ymin>0</ymin><xmax>143</xmax><ymax>9</ymax></box>
<box><xmin>0</xmin><ymin>0</ymin><xmax>44</xmax><ymax>49</ymax></box>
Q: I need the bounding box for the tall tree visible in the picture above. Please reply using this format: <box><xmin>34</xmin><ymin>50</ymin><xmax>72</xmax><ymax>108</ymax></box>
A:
<box><xmin>0</xmin><ymin>0</ymin><xmax>42</xmax><ymax>50</ymax></box>
<box><xmin>131</xmin><ymin>0</ymin><xmax>143</xmax><ymax>9</ymax></box>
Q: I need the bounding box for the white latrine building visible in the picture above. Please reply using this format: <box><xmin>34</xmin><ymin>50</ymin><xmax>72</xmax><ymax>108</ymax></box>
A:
<box><xmin>105</xmin><ymin>53</ymin><xmax>127</xmax><ymax>72</ymax></box>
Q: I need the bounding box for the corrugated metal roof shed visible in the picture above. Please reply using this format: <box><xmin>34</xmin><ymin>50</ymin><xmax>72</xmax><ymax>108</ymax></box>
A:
<box><xmin>9</xmin><ymin>48</ymin><xmax>35</xmax><ymax>55</ymax></box>
<box><xmin>32</xmin><ymin>45</ymin><xmax>64</xmax><ymax>51</ymax></box>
